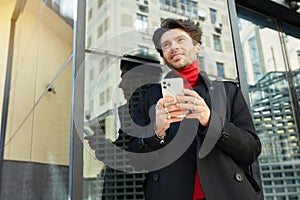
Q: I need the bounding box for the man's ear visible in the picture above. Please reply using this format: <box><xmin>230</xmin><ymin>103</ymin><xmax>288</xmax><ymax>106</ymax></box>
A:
<box><xmin>195</xmin><ymin>43</ymin><xmax>201</xmax><ymax>54</ymax></box>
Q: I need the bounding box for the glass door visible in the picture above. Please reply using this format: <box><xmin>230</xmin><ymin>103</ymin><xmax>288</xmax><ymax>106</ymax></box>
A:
<box><xmin>237</xmin><ymin>6</ymin><xmax>300</xmax><ymax>200</ymax></box>
<box><xmin>282</xmin><ymin>22</ymin><xmax>300</xmax><ymax>136</ymax></box>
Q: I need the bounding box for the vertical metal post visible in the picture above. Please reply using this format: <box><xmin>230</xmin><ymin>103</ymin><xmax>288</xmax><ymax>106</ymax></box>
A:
<box><xmin>226</xmin><ymin>0</ymin><xmax>250</xmax><ymax>105</ymax></box>
<box><xmin>226</xmin><ymin>0</ymin><xmax>263</xmax><ymax>199</ymax></box>
<box><xmin>68</xmin><ymin>0</ymin><xmax>86</xmax><ymax>199</ymax></box>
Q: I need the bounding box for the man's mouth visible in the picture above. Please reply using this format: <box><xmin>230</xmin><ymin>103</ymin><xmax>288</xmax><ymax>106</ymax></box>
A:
<box><xmin>170</xmin><ymin>52</ymin><xmax>183</xmax><ymax>61</ymax></box>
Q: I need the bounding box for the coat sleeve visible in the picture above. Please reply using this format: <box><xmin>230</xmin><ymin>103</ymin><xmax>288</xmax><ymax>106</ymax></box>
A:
<box><xmin>216</xmin><ymin>82</ymin><xmax>261</xmax><ymax>165</ymax></box>
<box><xmin>128</xmin><ymin>86</ymin><xmax>167</xmax><ymax>153</ymax></box>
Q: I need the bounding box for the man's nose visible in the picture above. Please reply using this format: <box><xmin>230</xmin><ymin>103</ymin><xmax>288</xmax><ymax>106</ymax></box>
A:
<box><xmin>170</xmin><ymin>41</ymin><xmax>180</xmax><ymax>49</ymax></box>
<box><xmin>167</xmin><ymin>40</ymin><xmax>180</xmax><ymax>51</ymax></box>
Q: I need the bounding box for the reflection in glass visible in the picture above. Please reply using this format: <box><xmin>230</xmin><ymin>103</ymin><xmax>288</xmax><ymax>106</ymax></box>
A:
<box><xmin>83</xmin><ymin>52</ymin><xmax>162</xmax><ymax>199</ymax></box>
<box><xmin>238</xmin><ymin>8</ymin><xmax>300</xmax><ymax>199</ymax></box>
<box><xmin>84</xmin><ymin>0</ymin><xmax>237</xmax><ymax>199</ymax></box>
<box><xmin>283</xmin><ymin>23</ymin><xmax>300</xmax><ymax>134</ymax></box>
<box><xmin>135</xmin><ymin>14</ymin><xmax>148</xmax><ymax>33</ymax></box>
<box><xmin>210</xmin><ymin>8</ymin><xmax>217</xmax><ymax>24</ymax></box>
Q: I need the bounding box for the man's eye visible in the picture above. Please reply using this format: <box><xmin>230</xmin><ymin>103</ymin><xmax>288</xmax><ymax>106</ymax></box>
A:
<box><xmin>162</xmin><ymin>43</ymin><xmax>170</xmax><ymax>49</ymax></box>
<box><xmin>178</xmin><ymin>38</ymin><xmax>185</xmax><ymax>43</ymax></box>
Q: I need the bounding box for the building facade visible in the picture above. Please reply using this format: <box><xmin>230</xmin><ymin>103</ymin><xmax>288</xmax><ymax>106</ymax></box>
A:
<box><xmin>249</xmin><ymin>71</ymin><xmax>300</xmax><ymax>199</ymax></box>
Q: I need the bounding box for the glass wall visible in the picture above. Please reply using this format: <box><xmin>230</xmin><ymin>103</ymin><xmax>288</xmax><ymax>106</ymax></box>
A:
<box><xmin>283</xmin><ymin>22</ymin><xmax>300</xmax><ymax>133</ymax></box>
<box><xmin>83</xmin><ymin>0</ymin><xmax>238</xmax><ymax>199</ymax></box>
<box><xmin>2</xmin><ymin>0</ymin><xmax>299</xmax><ymax>199</ymax></box>
<box><xmin>0</xmin><ymin>0</ymin><xmax>74</xmax><ymax>199</ymax></box>
<box><xmin>237</xmin><ymin>6</ymin><xmax>300</xmax><ymax>200</ymax></box>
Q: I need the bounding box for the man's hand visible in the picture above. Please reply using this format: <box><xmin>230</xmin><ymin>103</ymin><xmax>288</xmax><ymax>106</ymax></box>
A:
<box><xmin>154</xmin><ymin>96</ymin><xmax>188</xmax><ymax>137</ymax></box>
<box><xmin>176</xmin><ymin>89</ymin><xmax>211</xmax><ymax>126</ymax></box>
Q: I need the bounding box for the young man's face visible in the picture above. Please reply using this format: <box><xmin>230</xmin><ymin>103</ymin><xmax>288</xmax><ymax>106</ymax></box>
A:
<box><xmin>160</xmin><ymin>28</ymin><xmax>200</xmax><ymax>70</ymax></box>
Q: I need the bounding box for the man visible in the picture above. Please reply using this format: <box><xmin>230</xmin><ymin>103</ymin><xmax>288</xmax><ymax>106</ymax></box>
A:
<box><xmin>128</xmin><ymin>18</ymin><xmax>261</xmax><ymax>200</ymax></box>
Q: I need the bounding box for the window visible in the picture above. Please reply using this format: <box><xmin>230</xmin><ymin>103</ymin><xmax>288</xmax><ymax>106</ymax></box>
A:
<box><xmin>198</xmin><ymin>56</ymin><xmax>205</xmax><ymax>70</ymax></box>
<box><xmin>171</xmin><ymin>0</ymin><xmax>177</xmax><ymax>11</ymax></box>
<box><xmin>90</xmin><ymin>99</ymin><xmax>94</xmax><ymax>113</ymax></box>
<box><xmin>273</xmin><ymin>172</ymin><xmax>282</xmax><ymax>177</ymax></box>
<box><xmin>265</xmin><ymin>188</ymin><xmax>273</xmax><ymax>193</ymax></box>
<box><xmin>99</xmin><ymin>92</ymin><xmax>105</xmax><ymax>106</ymax></box>
<box><xmin>104</xmin><ymin>17</ymin><xmax>111</xmax><ymax>31</ymax></box>
<box><xmin>98</xmin><ymin>0</ymin><xmax>105</xmax><ymax>9</ymax></box>
<box><xmin>137</xmin><ymin>0</ymin><xmax>149</xmax><ymax>13</ymax></box>
<box><xmin>262</xmin><ymin>166</ymin><xmax>270</xmax><ymax>170</ymax></box>
<box><xmin>90</xmin><ymin>68</ymin><xmax>94</xmax><ymax>81</ymax></box>
<box><xmin>135</xmin><ymin>14</ymin><xmax>148</xmax><ymax>33</ymax></box>
<box><xmin>264</xmin><ymin>181</ymin><xmax>272</xmax><ymax>185</ymax></box>
<box><xmin>96</xmin><ymin>17</ymin><xmax>110</xmax><ymax>38</ymax></box>
<box><xmin>254</xmin><ymin>72</ymin><xmax>261</xmax><ymax>82</ymax></box>
<box><xmin>159</xmin><ymin>0</ymin><xmax>164</xmax><ymax>9</ymax></box>
<box><xmin>87</xmin><ymin>35</ymin><xmax>92</xmax><ymax>47</ymax></box>
<box><xmin>262</xmin><ymin>173</ymin><xmax>271</xmax><ymax>178</ymax></box>
<box><xmin>137</xmin><ymin>46</ymin><xmax>149</xmax><ymax>55</ymax></box>
<box><xmin>88</xmin><ymin>8</ymin><xmax>93</xmax><ymax>20</ymax></box>
<box><xmin>248</xmin><ymin>37</ymin><xmax>260</xmax><ymax>68</ymax></box>
<box><xmin>186</xmin><ymin>0</ymin><xmax>197</xmax><ymax>17</ymax></box>
<box><xmin>210</xmin><ymin>8</ymin><xmax>217</xmax><ymax>24</ymax></box>
<box><xmin>180</xmin><ymin>0</ymin><xmax>185</xmax><ymax>14</ymax></box>
<box><xmin>286</xmin><ymin>179</ymin><xmax>296</xmax><ymax>184</ymax></box>
<box><xmin>106</xmin><ymin>87</ymin><xmax>111</xmax><ymax>102</ymax></box>
<box><xmin>274</xmin><ymin>180</ymin><xmax>283</xmax><ymax>185</ymax></box>
<box><xmin>213</xmin><ymin>35</ymin><xmax>222</xmax><ymax>51</ymax></box>
<box><xmin>216</xmin><ymin>62</ymin><xmax>225</xmax><ymax>77</ymax></box>
<box><xmin>271</xmin><ymin>166</ymin><xmax>281</xmax><ymax>170</ymax></box>
<box><xmin>52</xmin><ymin>0</ymin><xmax>60</xmax><ymax>12</ymax></box>
<box><xmin>275</xmin><ymin>188</ymin><xmax>284</xmax><ymax>193</ymax></box>
<box><xmin>283</xmin><ymin>165</ymin><xmax>293</xmax><ymax>169</ymax></box>
<box><xmin>276</xmin><ymin>196</ymin><xmax>286</xmax><ymax>200</ymax></box>
<box><xmin>97</xmin><ymin>24</ymin><xmax>103</xmax><ymax>38</ymax></box>
<box><xmin>159</xmin><ymin>0</ymin><xmax>197</xmax><ymax>17</ymax></box>
<box><xmin>287</xmin><ymin>188</ymin><xmax>297</xmax><ymax>192</ymax></box>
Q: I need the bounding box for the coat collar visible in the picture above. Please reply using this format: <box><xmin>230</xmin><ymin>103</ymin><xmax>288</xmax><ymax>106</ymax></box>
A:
<box><xmin>198</xmin><ymin>71</ymin><xmax>214</xmax><ymax>91</ymax></box>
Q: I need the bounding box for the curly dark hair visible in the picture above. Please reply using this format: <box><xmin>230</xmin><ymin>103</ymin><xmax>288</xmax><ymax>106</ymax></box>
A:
<box><xmin>152</xmin><ymin>18</ymin><xmax>202</xmax><ymax>57</ymax></box>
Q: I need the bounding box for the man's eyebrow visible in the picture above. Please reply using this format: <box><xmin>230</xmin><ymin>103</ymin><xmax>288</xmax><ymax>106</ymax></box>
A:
<box><xmin>161</xmin><ymin>40</ymin><xmax>170</xmax><ymax>45</ymax></box>
<box><xmin>161</xmin><ymin>34</ymin><xmax>188</xmax><ymax>44</ymax></box>
<box><xmin>176</xmin><ymin>35</ymin><xmax>188</xmax><ymax>39</ymax></box>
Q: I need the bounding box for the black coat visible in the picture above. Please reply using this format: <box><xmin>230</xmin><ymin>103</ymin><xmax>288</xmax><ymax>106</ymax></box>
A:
<box><xmin>128</xmin><ymin>72</ymin><xmax>261</xmax><ymax>200</ymax></box>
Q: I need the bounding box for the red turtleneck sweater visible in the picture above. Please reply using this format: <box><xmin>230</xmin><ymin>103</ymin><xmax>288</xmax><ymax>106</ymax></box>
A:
<box><xmin>177</xmin><ymin>60</ymin><xmax>200</xmax><ymax>88</ymax></box>
<box><xmin>177</xmin><ymin>60</ymin><xmax>205</xmax><ymax>200</ymax></box>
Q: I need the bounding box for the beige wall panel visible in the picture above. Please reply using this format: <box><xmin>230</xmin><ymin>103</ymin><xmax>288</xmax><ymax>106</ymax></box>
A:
<box><xmin>31</xmin><ymin>3</ymin><xmax>73</xmax><ymax>165</ymax></box>
<box><xmin>4</xmin><ymin>6</ymin><xmax>40</xmax><ymax>161</ymax></box>
<box><xmin>4</xmin><ymin>0</ymin><xmax>73</xmax><ymax>166</ymax></box>
<box><xmin>32</xmin><ymin>65</ymin><xmax>72</xmax><ymax>165</ymax></box>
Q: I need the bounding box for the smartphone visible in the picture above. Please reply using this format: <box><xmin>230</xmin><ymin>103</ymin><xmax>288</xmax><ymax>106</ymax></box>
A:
<box><xmin>161</xmin><ymin>78</ymin><xmax>184</xmax><ymax>106</ymax></box>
